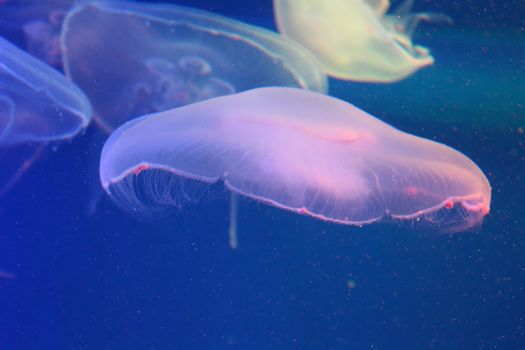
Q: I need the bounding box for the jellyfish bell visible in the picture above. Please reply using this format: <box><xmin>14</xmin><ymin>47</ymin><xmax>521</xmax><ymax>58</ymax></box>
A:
<box><xmin>61</xmin><ymin>0</ymin><xmax>328</xmax><ymax>133</ymax></box>
<box><xmin>100</xmin><ymin>87</ymin><xmax>491</xmax><ymax>240</ymax></box>
<box><xmin>0</xmin><ymin>36</ymin><xmax>92</xmax><ymax>194</ymax></box>
<box><xmin>0</xmin><ymin>36</ymin><xmax>91</xmax><ymax>142</ymax></box>
<box><xmin>273</xmin><ymin>0</ymin><xmax>452</xmax><ymax>82</ymax></box>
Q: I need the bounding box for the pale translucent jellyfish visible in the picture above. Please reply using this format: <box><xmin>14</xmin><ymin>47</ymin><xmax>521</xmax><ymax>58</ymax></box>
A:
<box><xmin>61</xmin><ymin>1</ymin><xmax>328</xmax><ymax>133</ymax></box>
<box><xmin>274</xmin><ymin>0</ymin><xmax>452</xmax><ymax>82</ymax></box>
<box><xmin>100</xmin><ymin>87</ymin><xmax>491</xmax><ymax>235</ymax></box>
<box><xmin>0</xmin><ymin>36</ymin><xmax>92</xmax><ymax>194</ymax></box>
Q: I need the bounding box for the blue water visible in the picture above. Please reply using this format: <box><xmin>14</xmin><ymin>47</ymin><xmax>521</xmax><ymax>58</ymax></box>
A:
<box><xmin>1</xmin><ymin>1</ymin><xmax>524</xmax><ymax>349</ymax></box>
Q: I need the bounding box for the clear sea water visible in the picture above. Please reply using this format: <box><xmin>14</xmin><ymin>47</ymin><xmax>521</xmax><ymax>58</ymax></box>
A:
<box><xmin>1</xmin><ymin>0</ymin><xmax>524</xmax><ymax>349</ymax></box>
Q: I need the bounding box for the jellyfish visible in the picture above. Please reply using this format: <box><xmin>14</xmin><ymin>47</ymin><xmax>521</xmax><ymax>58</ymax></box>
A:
<box><xmin>60</xmin><ymin>1</ymin><xmax>328</xmax><ymax>133</ymax></box>
<box><xmin>0</xmin><ymin>36</ymin><xmax>92</xmax><ymax>194</ymax></box>
<box><xmin>0</xmin><ymin>0</ymin><xmax>77</xmax><ymax>67</ymax></box>
<box><xmin>100</xmin><ymin>87</ymin><xmax>491</xmax><ymax>246</ymax></box>
<box><xmin>273</xmin><ymin>0</ymin><xmax>452</xmax><ymax>82</ymax></box>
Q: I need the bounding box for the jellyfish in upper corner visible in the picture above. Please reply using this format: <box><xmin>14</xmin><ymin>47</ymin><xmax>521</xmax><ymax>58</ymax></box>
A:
<box><xmin>273</xmin><ymin>0</ymin><xmax>452</xmax><ymax>82</ymax></box>
<box><xmin>0</xmin><ymin>36</ymin><xmax>92</xmax><ymax>195</ymax></box>
<box><xmin>100</xmin><ymin>87</ymin><xmax>491</xmax><ymax>236</ymax></box>
<box><xmin>0</xmin><ymin>0</ymin><xmax>79</xmax><ymax>68</ymax></box>
<box><xmin>60</xmin><ymin>1</ymin><xmax>328</xmax><ymax>133</ymax></box>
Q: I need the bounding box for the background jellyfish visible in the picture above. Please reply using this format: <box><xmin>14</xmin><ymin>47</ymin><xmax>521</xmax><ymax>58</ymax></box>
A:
<box><xmin>0</xmin><ymin>36</ymin><xmax>92</xmax><ymax>194</ymax></box>
<box><xmin>273</xmin><ymin>0</ymin><xmax>452</xmax><ymax>82</ymax></box>
<box><xmin>0</xmin><ymin>0</ymin><xmax>78</xmax><ymax>68</ymax></box>
<box><xmin>61</xmin><ymin>1</ymin><xmax>328</xmax><ymax>133</ymax></box>
<box><xmin>100</xmin><ymin>88</ymin><xmax>491</xmax><ymax>240</ymax></box>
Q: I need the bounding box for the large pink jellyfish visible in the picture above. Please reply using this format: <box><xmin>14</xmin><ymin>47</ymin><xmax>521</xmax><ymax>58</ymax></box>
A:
<box><xmin>100</xmin><ymin>88</ymin><xmax>490</xmax><ymax>236</ymax></box>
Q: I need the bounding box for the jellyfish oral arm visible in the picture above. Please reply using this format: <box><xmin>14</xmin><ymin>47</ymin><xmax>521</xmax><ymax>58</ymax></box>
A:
<box><xmin>228</xmin><ymin>192</ymin><xmax>239</xmax><ymax>250</ymax></box>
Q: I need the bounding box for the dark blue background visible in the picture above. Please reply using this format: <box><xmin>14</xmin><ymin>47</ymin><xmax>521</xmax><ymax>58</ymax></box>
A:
<box><xmin>1</xmin><ymin>0</ymin><xmax>524</xmax><ymax>349</ymax></box>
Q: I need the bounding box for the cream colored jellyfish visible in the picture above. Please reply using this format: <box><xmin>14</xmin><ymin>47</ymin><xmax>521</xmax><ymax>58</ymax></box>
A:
<box><xmin>274</xmin><ymin>0</ymin><xmax>451</xmax><ymax>82</ymax></box>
